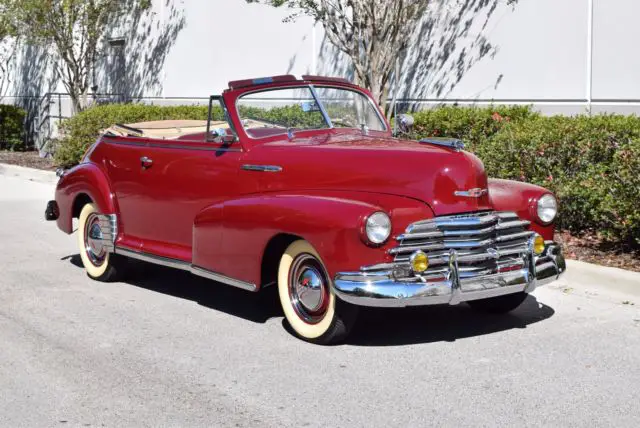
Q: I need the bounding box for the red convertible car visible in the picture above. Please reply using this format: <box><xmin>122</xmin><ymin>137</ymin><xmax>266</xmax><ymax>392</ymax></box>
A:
<box><xmin>46</xmin><ymin>75</ymin><xmax>565</xmax><ymax>344</ymax></box>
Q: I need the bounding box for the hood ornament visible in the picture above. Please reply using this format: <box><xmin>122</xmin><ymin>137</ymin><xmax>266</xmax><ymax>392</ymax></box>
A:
<box><xmin>454</xmin><ymin>188</ymin><xmax>488</xmax><ymax>198</ymax></box>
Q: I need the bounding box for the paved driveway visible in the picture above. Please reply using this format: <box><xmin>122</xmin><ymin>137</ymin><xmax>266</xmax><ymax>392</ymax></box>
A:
<box><xmin>1</xmin><ymin>174</ymin><xmax>639</xmax><ymax>427</ymax></box>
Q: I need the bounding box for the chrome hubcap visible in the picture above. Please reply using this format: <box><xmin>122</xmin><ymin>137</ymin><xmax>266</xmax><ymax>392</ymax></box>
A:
<box><xmin>288</xmin><ymin>254</ymin><xmax>330</xmax><ymax>324</ymax></box>
<box><xmin>84</xmin><ymin>213</ymin><xmax>106</xmax><ymax>266</ymax></box>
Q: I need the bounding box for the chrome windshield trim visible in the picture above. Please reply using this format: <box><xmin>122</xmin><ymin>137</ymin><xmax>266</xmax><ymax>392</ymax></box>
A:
<box><xmin>235</xmin><ymin>84</ymin><xmax>388</xmax><ymax>140</ymax></box>
<box><xmin>309</xmin><ymin>84</ymin><xmax>334</xmax><ymax>129</ymax></box>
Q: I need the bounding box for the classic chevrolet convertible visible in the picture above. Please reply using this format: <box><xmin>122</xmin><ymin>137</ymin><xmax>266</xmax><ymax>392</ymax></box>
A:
<box><xmin>46</xmin><ymin>75</ymin><xmax>565</xmax><ymax>344</ymax></box>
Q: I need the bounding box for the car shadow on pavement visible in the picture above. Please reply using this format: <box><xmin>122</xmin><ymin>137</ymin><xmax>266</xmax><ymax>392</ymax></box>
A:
<box><xmin>65</xmin><ymin>255</ymin><xmax>283</xmax><ymax>324</ymax></box>
<box><xmin>66</xmin><ymin>255</ymin><xmax>554</xmax><ymax>345</ymax></box>
<box><xmin>347</xmin><ymin>295</ymin><xmax>555</xmax><ymax>347</ymax></box>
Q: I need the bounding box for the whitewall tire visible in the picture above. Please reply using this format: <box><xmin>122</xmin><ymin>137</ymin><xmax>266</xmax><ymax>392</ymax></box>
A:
<box><xmin>277</xmin><ymin>240</ymin><xmax>357</xmax><ymax>344</ymax></box>
<box><xmin>77</xmin><ymin>203</ymin><xmax>126</xmax><ymax>282</ymax></box>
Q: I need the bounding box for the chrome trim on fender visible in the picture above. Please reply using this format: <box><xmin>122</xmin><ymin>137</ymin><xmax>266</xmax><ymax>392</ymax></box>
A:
<box><xmin>115</xmin><ymin>247</ymin><xmax>257</xmax><ymax>292</ymax></box>
<box><xmin>419</xmin><ymin>137</ymin><xmax>465</xmax><ymax>151</ymax></box>
<box><xmin>94</xmin><ymin>214</ymin><xmax>117</xmax><ymax>253</ymax></box>
<box><xmin>333</xmin><ymin>242</ymin><xmax>565</xmax><ymax>308</ymax></box>
<box><xmin>241</xmin><ymin>164</ymin><xmax>283</xmax><ymax>173</ymax></box>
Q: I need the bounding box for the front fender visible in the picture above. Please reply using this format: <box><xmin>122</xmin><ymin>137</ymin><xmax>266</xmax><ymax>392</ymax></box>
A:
<box><xmin>489</xmin><ymin>178</ymin><xmax>556</xmax><ymax>240</ymax></box>
<box><xmin>193</xmin><ymin>191</ymin><xmax>433</xmax><ymax>287</ymax></box>
<box><xmin>55</xmin><ymin>162</ymin><xmax>117</xmax><ymax>234</ymax></box>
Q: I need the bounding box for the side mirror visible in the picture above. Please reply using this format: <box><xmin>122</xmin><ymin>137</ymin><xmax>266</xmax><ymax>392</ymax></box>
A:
<box><xmin>210</xmin><ymin>128</ymin><xmax>237</xmax><ymax>144</ymax></box>
<box><xmin>211</xmin><ymin>128</ymin><xmax>227</xmax><ymax>137</ymax></box>
<box><xmin>396</xmin><ymin>114</ymin><xmax>415</xmax><ymax>135</ymax></box>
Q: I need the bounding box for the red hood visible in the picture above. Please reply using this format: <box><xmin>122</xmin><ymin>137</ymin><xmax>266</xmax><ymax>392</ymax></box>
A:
<box><xmin>245</xmin><ymin>133</ymin><xmax>492</xmax><ymax>216</ymax></box>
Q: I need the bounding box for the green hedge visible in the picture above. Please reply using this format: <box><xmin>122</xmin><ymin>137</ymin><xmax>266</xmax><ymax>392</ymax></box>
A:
<box><xmin>0</xmin><ymin>105</ymin><xmax>26</xmax><ymax>151</ymax></box>
<box><xmin>53</xmin><ymin>103</ymin><xmax>640</xmax><ymax>244</ymax></box>
<box><xmin>411</xmin><ymin>106</ymin><xmax>640</xmax><ymax>244</ymax></box>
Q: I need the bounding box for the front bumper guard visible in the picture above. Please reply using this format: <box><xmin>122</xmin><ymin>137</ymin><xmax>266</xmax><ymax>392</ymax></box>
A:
<box><xmin>333</xmin><ymin>242</ymin><xmax>566</xmax><ymax>308</ymax></box>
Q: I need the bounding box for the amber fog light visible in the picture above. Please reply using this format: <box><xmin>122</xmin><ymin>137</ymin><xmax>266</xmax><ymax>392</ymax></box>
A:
<box><xmin>533</xmin><ymin>234</ymin><xmax>546</xmax><ymax>256</ymax></box>
<box><xmin>410</xmin><ymin>251</ymin><xmax>429</xmax><ymax>273</ymax></box>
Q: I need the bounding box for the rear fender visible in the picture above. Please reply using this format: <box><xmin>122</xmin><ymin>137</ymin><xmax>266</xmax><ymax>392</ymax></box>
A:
<box><xmin>193</xmin><ymin>191</ymin><xmax>433</xmax><ymax>288</ymax></box>
<box><xmin>55</xmin><ymin>162</ymin><xmax>117</xmax><ymax>234</ymax></box>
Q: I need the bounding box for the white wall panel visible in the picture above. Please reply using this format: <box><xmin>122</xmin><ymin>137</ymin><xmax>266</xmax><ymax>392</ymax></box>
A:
<box><xmin>591</xmin><ymin>0</ymin><xmax>640</xmax><ymax>100</ymax></box>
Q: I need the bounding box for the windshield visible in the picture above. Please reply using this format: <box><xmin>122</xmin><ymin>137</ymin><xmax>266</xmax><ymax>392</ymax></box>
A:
<box><xmin>236</xmin><ymin>85</ymin><xmax>386</xmax><ymax>138</ymax></box>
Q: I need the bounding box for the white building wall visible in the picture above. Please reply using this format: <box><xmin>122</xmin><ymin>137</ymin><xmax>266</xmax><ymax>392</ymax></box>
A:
<box><xmin>2</xmin><ymin>0</ymin><xmax>640</xmax><ymax>149</ymax></box>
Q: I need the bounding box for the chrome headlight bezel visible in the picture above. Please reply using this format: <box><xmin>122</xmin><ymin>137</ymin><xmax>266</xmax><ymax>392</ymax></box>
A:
<box><xmin>364</xmin><ymin>212</ymin><xmax>392</xmax><ymax>245</ymax></box>
<box><xmin>537</xmin><ymin>194</ymin><xmax>558</xmax><ymax>224</ymax></box>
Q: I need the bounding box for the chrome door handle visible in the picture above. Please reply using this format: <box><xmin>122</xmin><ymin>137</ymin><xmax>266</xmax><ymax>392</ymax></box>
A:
<box><xmin>140</xmin><ymin>156</ymin><xmax>153</xmax><ymax>169</ymax></box>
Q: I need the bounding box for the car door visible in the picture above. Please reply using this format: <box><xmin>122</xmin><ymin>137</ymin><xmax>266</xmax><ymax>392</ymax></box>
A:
<box><xmin>102</xmin><ymin>137</ymin><xmax>149</xmax><ymax>248</ymax></box>
<box><xmin>133</xmin><ymin>138</ymin><xmax>254</xmax><ymax>262</ymax></box>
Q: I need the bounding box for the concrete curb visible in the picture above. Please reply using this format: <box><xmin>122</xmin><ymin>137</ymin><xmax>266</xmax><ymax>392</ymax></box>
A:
<box><xmin>0</xmin><ymin>163</ymin><xmax>57</xmax><ymax>184</ymax></box>
<box><xmin>563</xmin><ymin>259</ymin><xmax>640</xmax><ymax>298</ymax></box>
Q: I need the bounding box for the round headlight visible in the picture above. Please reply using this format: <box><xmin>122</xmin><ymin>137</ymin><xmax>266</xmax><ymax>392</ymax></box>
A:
<box><xmin>365</xmin><ymin>212</ymin><xmax>392</xmax><ymax>245</ymax></box>
<box><xmin>537</xmin><ymin>194</ymin><xmax>558</xmax><ymax>224</ymax></box>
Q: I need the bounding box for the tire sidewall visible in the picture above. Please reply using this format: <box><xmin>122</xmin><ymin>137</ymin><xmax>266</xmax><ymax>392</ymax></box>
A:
<box><xmin>77</xmin><ymin>203</ymin><xmax>111</xmax><ymax>279</ymax></box>
<box><xmin>278</xmin><ymin>240</ymin><xmax>336</xmax><ymax>340</ymax></box>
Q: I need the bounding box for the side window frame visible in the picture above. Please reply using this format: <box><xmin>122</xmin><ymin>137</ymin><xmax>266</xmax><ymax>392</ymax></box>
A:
<box><xmin>206</xmin><ymin>95</ymin><xmax>240</xmax><ymax>143</ymax></box>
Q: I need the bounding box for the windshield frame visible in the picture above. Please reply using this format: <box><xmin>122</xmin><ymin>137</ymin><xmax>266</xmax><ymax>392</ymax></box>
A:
<box><xmin>233</xmin><ymin>84</ymin><xmax>387</xmax><ymax>140</ymax></box>
<box><xmin>312</xmin><ymin>85</ymin><xmax>388</xmax><ymax>133</ymax></box>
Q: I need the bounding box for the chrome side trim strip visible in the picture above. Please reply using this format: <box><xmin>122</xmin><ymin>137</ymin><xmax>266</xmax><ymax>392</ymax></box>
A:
<box><xmin>241</xmin><ymin>164</ymin><xmax>283</xmax><ymax>173</ymax></box>
<box><xmin>116</xmin><ymin>247</ymin><xmax>190</xmax><ymax>271</ymax></box>
<box><xmin>114</xmin><ymin>247</ymin><xmax>257</xmax><ymax>292</ymax></box>
<box><xmin>104</xmin><ymin>138</ymin><xmax>242</xmax><ymax>152</ymax></box>
<box><xmin>191</xmin><ymin>266</ymin><xmax>257</xmax><ymax>292</ymax></box>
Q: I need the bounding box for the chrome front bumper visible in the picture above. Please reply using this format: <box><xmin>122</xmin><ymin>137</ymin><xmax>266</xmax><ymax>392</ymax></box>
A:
<box><xmin>333</xmin><ymin>242</ymin><xmax>566</xmax><ymax>308</ymax></box>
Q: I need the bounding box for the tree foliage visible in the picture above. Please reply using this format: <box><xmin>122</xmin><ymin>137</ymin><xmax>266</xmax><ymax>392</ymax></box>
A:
<box><xmin>247</xmin><ymin>0</ymin><xmax>430</xmax><ymax>113</ymax></box>
<box><xmin>0</xmin><ymin>0</ymin><xmax>151</xmax><ymax>113</ymax></box>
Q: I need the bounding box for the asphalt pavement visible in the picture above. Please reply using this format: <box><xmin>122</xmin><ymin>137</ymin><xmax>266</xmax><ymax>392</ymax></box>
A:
<box><xmin>1</xmin><ymin>174</ymin><xmax>639</xmax><ymax>427</ymax></box>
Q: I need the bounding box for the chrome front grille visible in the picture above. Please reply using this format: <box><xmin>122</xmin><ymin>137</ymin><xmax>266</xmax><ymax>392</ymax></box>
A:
<box><xmin>391</xmin><ymin>211</ymin><xmax>533</xmax><ymax>282</ymax></box>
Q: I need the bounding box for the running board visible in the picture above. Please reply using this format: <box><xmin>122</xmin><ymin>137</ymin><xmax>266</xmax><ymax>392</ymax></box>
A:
<box><xmin>115</xmin><ymin>247</ymin><xmax>257</xmax><ymax>292</ymax></box>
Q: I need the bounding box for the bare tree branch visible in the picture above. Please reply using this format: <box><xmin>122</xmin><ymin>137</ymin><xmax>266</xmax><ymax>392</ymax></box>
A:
<box><xmin>248</xmin><ymin>0</ymin><xmax>431</xmax><ymax>114</ymax></box>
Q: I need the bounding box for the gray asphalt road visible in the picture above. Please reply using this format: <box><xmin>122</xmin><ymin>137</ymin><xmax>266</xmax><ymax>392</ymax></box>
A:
<box><xmin>1</xmin><ymin>174</ymin><xmax>639</xmax><ymax>428</ymax></box>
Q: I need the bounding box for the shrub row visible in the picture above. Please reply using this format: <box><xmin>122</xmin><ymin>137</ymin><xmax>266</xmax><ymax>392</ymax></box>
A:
<box><xmin>53</xmin><ymin>103</ymin><xmax>640</xmax><ymax>244</ymax></box>
<box><xmin>0</xmin><ymin>105</ymin><xmax>26</xmax><ymax>151</ymax></box>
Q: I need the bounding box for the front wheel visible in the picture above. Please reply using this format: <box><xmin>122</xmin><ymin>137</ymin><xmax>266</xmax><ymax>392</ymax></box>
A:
<box><xmin>277</xmin><ymin>240</ymin><xmax>358</xmax><ymax>345</ymax></box>
<box><xmin>467</xmin><ymin>292</ymin><xmax>528</xmax><ymax>314</ymax></box>
<box><xmin>77</xmin><ymin>203</ymin><xmax>127</xmax><ymax>282</ymax></box>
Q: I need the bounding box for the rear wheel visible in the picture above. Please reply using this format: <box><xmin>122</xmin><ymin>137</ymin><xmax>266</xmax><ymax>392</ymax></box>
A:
<box><xmin>467</xmin><ymin>292</ymin><xmax>528</xmax><ymax>314</ymax></box>
<box><xmin>77</xmin><ymin>203</ymin><xmax>126</xmax><ymax>282</ymax></box>
<box><xmin>277</xmin><ymin>240</ymin><xmax>358</xmax><ymax>345</ymax></box>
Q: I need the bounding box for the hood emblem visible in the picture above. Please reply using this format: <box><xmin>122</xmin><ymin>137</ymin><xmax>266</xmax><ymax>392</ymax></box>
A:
<box><xmin>454</xmin><ymin>188</ymin><xmax>488</xmax><ymax>198</ymax></box>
